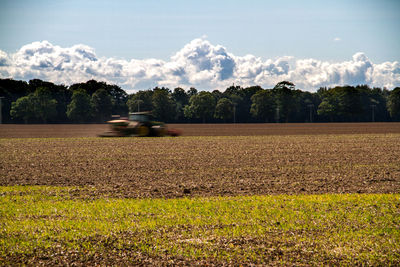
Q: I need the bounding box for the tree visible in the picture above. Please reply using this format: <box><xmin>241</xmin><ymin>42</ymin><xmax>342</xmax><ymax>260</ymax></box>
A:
<box><xmin>317</xmin><ymin>100</ymin><xmax>336</xmax><ymax>121</ymax></box>
<box><xmin>214</xmin><ymin>98</ymin><xmax>234</xmax><ymax>122</ymax></box>
<box><xmin>91</xmin><ymin>89</ymin><xmax>112</xmax><ymax>122</ymax></box>
<box><xmin>368</xmin><ymin>87</ymin><xmax>390</xmax><ymax>122</ymax></box>
<box><xmin>387</xmin><ymin>87</ymin><xmax>400</xmax><ymax>120</ymax></box>
<box><xmin>336</xmin><ymin>86</ymin><xmax>363</xmax><ymax>121</ymax></box>
<box><xmin>223</xmin><ymin>85</ymin><xmax>245</xmax><ymax>122</ymax></box>
<box><xmin>107</xmin><ymin>84</ymin><xmax>128</xmax><ymax>116</ymax></box>
<box><xmin>211</xmin><ymin>90</ymin><xmax>223</xmax><ymax>102</ymax></box>
<box><xmin>241</xmin><ymin>86</ymin><xmax>263</xmax><ymax>122</ymax></box>
<box><xmin>172</xmin><ymin>87</ymin><xmax>188</xmax><ymax>122</ymax></box>
<box><xmin>127</xmin><ymin>90</ymin><xmax>153</xmax><ymax>112</ymax></box>
<box><xmin>317</xmin><ymin>88</ymin><xmax>340</xmax><ymax>121</ymax></box>
<box><xmin>67</xmin><ymin>89</ymin><xmax>92</xmax><ymax>123</ymax></box>
<box><xmin>70</xmin><ymin>80</ymin><xmax>128</xmax><ymax>117</ymax></box>
<box><xmin>1</xmin><ymin>79</ymin><xmax>30</xmax><ymax>123</ymax></box>
<box><xmin>29</xmin><ymin>79</ymin><xmax>70</xmax><ymax>123</ymax></box>
<box><xmin>250</xmin><ymin>90</ymin><xmax>275</xmax><ymax>122</ymax></box>
<box><xmin>172</xmin><ymin>87</ymin><xmax>188</xmax><ymax>105</ymax></box>
<box><xmin>184</xmin><ymin>91</ymin><xmax>215</xmax><ymax>123</ymax></box>
<box><xmin>272</xmin><ymin>81</ymin><xmax>296</xmax><ymax>122</ymax></box>
<box><xmin>10</xmin><ymin>87</ymin><xmax>58</xmax><ymax>123</ymax></box>
<box><xmin>10</xmin><ymin>95</ymin><xmax>34</xmax><ymax>123</ymax></box>
<box><xmin>31</xmin><ymin>87</ymin><xmax>58</xmax><ymax>123</ymax></box>
<box><xmin>69</xmin><ymin>79</ymin><xmax>105</xmax><ymax>96</ymax></box>
<box><xmin>187</xmin><ymin>87</ymin><xmax>198</xmax><ymax>98</ymax></box>
<box><xmin>152</xmin><ymin>88</ymin><xmax>176</xmax><ymax>122</ymax></box>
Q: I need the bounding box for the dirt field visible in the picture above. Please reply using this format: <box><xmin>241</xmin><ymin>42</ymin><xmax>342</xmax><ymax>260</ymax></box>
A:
<box><xmin>1</xmin><ymin>122</ymin><xmax>400</xmax><ymax>138</ymax></box>
<box><xmin>1</xmin><ymin>134</ymin><xmax>399</xmax><ymax>198</ymax></box>
<box><xmin>1</xmin><ymin>125</ymin><xmax>399</xmax><ymax>265</ymax></box>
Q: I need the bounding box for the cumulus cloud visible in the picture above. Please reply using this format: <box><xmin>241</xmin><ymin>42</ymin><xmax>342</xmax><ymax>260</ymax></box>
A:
<box><xmin>0</xmin><ymin>39</ymin><xmax>399</xmax><ymax>91</ymax></box>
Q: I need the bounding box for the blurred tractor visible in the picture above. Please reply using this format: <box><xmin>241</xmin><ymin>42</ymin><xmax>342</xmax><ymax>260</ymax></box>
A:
<box><xmin>98</xmin><ymin>111</ymin><xmax>181</xmax><ymax>137</ymax></box>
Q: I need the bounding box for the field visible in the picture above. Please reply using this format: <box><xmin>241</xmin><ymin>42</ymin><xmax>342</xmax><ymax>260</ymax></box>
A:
<box><xmin>2</xmin><ymin>122</ymin><xmax>400</xmax><ymax>138</ymax></box>
<box><xmin>1</xmin><ymin>123</ymin><xmax>400</xmax><ymax>265</ymax></box>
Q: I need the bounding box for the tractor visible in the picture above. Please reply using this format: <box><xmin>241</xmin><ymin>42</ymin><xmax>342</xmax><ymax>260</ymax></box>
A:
<box><xmin>98</xmin><ymin>111</ymin><xmax>181</xmax><ymax>137</ymax></box>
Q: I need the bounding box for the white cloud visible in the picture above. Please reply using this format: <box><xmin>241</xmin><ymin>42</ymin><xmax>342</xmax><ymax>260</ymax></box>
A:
<box><xmin>334</xmin><ymin>37</ymin><xmax>341</xmax><ymax>42</ymax></box>
<box><xmin>0</xmin><ymin>39</ymin><xmax>399</xmax><ymax>92</ymax></box>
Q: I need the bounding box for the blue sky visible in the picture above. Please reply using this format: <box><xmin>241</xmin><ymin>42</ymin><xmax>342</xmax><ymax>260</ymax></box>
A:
<box><xmin>0</xmin><ymin>0</ymin><xmax>399</xmax><ymax>91</ymax></box>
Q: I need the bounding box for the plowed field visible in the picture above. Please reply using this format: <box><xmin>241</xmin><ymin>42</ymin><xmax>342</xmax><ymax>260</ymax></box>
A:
<box><xmin>1</xmin><ymin>134</ymin><xmax>399</xmax><ymax>198</ymax></box>
<box><xmin>1</xmin><ymin>125</ymin><xmax>400</xmax><ymax>265</ymax></box>
<box><xmin>1</xmin><ymin>122</ymin><xmax>400</xmax><ymax>138</ymax></box>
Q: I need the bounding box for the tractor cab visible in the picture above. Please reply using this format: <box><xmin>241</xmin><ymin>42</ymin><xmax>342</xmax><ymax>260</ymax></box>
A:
<box><xmin>128</xmin><ymin>112</ymin><xmax>152</xmax><ymax>123</ymax></box>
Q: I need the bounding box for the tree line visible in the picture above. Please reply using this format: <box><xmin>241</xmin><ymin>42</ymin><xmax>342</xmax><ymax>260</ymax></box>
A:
<box><xmin>1</xmin><ymin>78</ymin><xmax>400</xmax><ymax>123</ymax></box>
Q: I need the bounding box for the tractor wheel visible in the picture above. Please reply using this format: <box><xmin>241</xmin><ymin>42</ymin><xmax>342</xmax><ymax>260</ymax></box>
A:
<box><xmin>158</xmin><ymin>127</ymin><xmax>167</xmax><ymax>137</ymax></box>
<box><xmin>152</xmin><ymin>125</ymin><xmax>167</xmax><ymax>137</ymax></box>
<box><xmin>137</xmin><ymin>125</ymin><xmax>150</xmax><ymax>137</ymax></box>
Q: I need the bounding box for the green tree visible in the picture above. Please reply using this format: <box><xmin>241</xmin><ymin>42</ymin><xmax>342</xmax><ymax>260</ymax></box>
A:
<box><xmin>273</xmin><ymin>81</ymin><xmax>297</xmax><ymax>122</ymax></box>
<box><xmin>29</xmin><ymin>79</ymin><xmax>70</xmax><ymax>123</ymax></box>
<box><xmin>250</xmin><ymin>90</ymin><xmax>275</xmax><ymax>122</ymax></box>
<box><xmin>127</xmin><ymin>90</ymin><xmax>153</xmax><ymax>112</ymax></box>
<box><xmin>0</xmin><ymin>79</ymin><xmax>30</xmax><ymax>123</ymax></box>
<box><xmin>10</xmin><ymin>95</ymin><xmax>34</xmax><ymax>123</ymax></box>
<box><xmin>317</xmin><ymin>88</ymin><xmax>339</xmax><ymax>122</ymax></box>
<box><xmin>107</xmin><ymin>84</ymin><xmax>128</xmax><ymax>116</ymax></box>
<box><xmin>184</xmin><ymin>91</ymin><xmax>215</xmax><ymax>123</ymax></box>
<box><xmin>172</xmin><ymin>87</ymin><xmax>188</xmax><ymax>122</ymax></box>
<box><xmin>241</xmin><ymin>86</ymin><xmax>263</xmax><ymax>122</ymax></box>
<box><xmin>67</xmin><ymin>89</ymin><xmax>92</xmax><ymax>123</ymax></box>
<box><xmin>69</xmin><ymin>80</ymin><xmax>128</xmax><ymax>117</ymax></box>
<box><xmin>223</xmin><ymin>85</ymin><xmax>245</xmax><ymax>122</ymax></box>
<box><xmin>337</xmin><ymin>86</ymin><xmax>363</xmax><ymax>121</ymax></box>
<box><xmin>31</xmin><ymin>87</ymin><xmax>58</xmax><ymax>123</ymax></box>
<box><xmin>187</xmin><ymin>87</ymin><xmax>198</xmax><ymax>98</ymax></box>
<box><xmin>152</xmin><ymin>88</ymin><xmax>176</xmax><ymax>122</ymax></box>
<box><xmin>10</xmin><ymin>87</ymin><xmax>58</xmax><ymax>123</ymax></box>
<box><xmin>211</xmin><ymin>90</ymin><xmax>223</xmax><ymax>102</ymax></box>
<box><xmin>387</xmin><ymin>87</ymin><xmax>400</xmax><ymax>120</ymax></box>
<box><xmin>317</xmin><ymin>100</ymin><xmax>336</xmax><ymax>121</ymax></box>
<box><xmin>91</xmin><ymin>89</ymin><xmax>112</xmax><ymax>122</ymax></box>
<box><xmin>214</xmin><ymin>98</ymin><xmax>234</xmax><ymax>122</ymax></box>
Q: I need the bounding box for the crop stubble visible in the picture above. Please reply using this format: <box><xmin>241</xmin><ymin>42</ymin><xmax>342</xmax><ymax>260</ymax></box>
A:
<box><xmin>1</xmin><ymin>134</ymin><xmax>399</xmax><ymax>198</ymax></box>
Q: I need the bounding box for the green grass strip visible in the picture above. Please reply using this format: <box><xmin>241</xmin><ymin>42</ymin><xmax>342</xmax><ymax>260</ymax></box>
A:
<box><xmin>1</xmin><ymin>186</ymin><xmax>399</xmax><ymax>265</ymax></box>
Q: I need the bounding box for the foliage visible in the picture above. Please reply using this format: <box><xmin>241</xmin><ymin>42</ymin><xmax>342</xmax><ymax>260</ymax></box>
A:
<box><xmin>10</xmin><ymin>87</ymin><xmax>58</xmax><ymax>123</ymax></box>
<box><xmin>388</xmin><ymin>87</ymin><xmax>400</xmax><ymax>120</ymax></box>
<box><xmin>184</xmin><ymin>91</ymin><xmax>216</xmax><ymax>123</ymax></box>
<box><xmin>214</xmin><ymin>98</ymin><xmax>234</xmax><ymax>121</ymax></box>
<box><xmin>67</xmin><ymin>89</ymin><xmax>92</xmax><ymax>123</ymax></box>
<box><xmin>152</xmin><ymin>87</ymin><xmax>176</xmax><ymax>122</ymax></box>
<box><xmin>10</xmin><ymin>95</ymin><xmax>34</xmax><ymax>123</ymax></box>
<box><xmin>29</xmin><ymin>79</ymin><xmax>70</xmax><ymax>122</ymax></box>
<box><xmin>187</xmin><ymin>87</ymin><xmax>198</xmax><ymax>98</ymax></box>
<box><xmin>31</xmin><ymin>87</ymin><xmax>58</xmax><ymax>123</ymax></box>
<box><xmin>127</xmin><ymin>90</ymin><xmax>153</xmax><ymax>112</ymax></box>
<box><xmin>172</xmin><ymin>87</ymin><xmax>189</xmax><ymax>122</ymax></box>
<box><xmin>273</xmin><ymin>81</ymin><xmax>297</xmax><ymax>122</ymax></box>
<box><xmin>91</xmin><ymin>89</ymin><xmax>112</xmax><ymax>122</ymax></box>
<box><xmin>1</xmin><ymin>78</ymin><xmax>399</xmax><ymax>123</ymax></box>
<box><xmin>250</xmin><ymin>90</ymin><xmax>275</xmax><ymax>122</ymax></box>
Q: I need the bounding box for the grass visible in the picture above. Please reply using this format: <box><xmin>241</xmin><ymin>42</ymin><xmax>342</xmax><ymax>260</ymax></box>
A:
<box><xmin>1</xmin><ymin>186</ymin><xmax>399</xmax><ymax>265</ymax></box>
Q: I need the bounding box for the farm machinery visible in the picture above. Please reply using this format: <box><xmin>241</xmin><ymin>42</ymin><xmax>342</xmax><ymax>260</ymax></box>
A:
<box><xmin>98</xmin><ymin>112</ymin><xmax>181</xmax><ymax>137</ymax></box>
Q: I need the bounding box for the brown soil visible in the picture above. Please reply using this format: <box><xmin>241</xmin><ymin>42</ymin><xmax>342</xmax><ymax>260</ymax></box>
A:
<box><xmin>1</xmin><ymin>134</ymin><xmax>399</xmax><ymax>198</ymax></box>
<box><xmin>1</xmin><ymin>122</ymin><xmax>400</xmax><ymax>138</ymax></box>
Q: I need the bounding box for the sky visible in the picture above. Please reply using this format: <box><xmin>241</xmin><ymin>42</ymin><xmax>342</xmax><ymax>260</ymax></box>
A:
<box><xmin>0</xmin><ymin>0</ymin><xmax>399</xmax><ymax>92</ymax></box>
